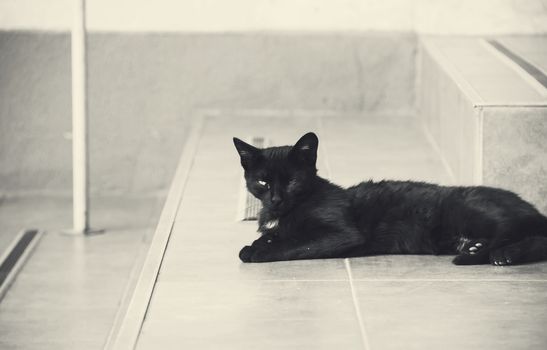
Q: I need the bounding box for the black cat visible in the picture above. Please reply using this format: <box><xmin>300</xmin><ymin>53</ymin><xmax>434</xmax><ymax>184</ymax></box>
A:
<box><xmin>233</xmin><ymin>132</ymin><xmax>547</xmax><ymax>265</ymax></box>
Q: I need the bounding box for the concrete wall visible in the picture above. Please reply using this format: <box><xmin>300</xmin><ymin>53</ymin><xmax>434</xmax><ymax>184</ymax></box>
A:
<box><xmin>0</xmin><ymin>31</ymin><xmax>416</xmax><ymax>195</ymax></box>
<box><xmin>482</xmin><ymin>107</ymin><xmax>547</xmax><ymax>215</ymax></box>
<box><xmin>1</xmin><ymin>0</ymin><xmax>546</xmax><ymax>34</ymax></box>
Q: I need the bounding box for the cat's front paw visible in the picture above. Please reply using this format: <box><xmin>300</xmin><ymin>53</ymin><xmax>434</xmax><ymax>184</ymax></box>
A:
<box><xmin>452</xmin><ymin>253</ymin><xmax>488</xmax><ymax>265</ymax></box>
<box><xmin>239</xmin><ymin>245</ymin><xmax>255</xmax><ymax>263</ymax></box>
<box><xmin>457</xmin><ymin>238</ymin><xmax>488</xmax><ymax>255</ymax></box>
<box><xmin>240</xmin><ymin>246</ymin><xmax>278</xmax><ymax>263</ymax></box>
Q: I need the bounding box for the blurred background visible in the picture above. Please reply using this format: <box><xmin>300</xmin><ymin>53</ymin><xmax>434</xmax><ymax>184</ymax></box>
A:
<box><xmin>1</xmin><ymin>0</ymin><xmax>546</xmax><ymax>197</ymax></box>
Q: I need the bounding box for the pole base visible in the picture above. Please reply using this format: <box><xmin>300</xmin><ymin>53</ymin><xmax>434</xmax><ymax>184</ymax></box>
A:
<box><xmin>61</xmin><ymin>228</ymin><xmax>105</xmax><ymax>236</ymax></box>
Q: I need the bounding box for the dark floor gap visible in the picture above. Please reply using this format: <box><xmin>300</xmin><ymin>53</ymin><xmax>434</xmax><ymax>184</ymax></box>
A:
<box><xmin>0</xmin><ymin>229</ymin><xmax>39</xmax><ymax>290</ymax></box>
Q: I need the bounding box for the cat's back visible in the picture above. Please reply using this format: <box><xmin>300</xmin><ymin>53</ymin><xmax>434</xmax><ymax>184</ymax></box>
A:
<box><xmin>290</xmin><ymin>177</ymin><xmax>351</xmax><ymax>224</ymax></box>
<box><xmin>347</xmin><ymin>180</ymin><xmax>451</xmax><ymax>216</ymax></box>
<box><xmin>304</xmin><ymin>177</ymin><xmax>350</xmax><ymax>210</ymax></box>
<box><xmin>347</xmin><ymin>180</ymin><xmax>453</xmax><ymax>253</ymax></box>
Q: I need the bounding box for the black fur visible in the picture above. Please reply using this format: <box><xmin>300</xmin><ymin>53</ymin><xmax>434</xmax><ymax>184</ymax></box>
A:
<box><xmin>233</xmin><ymin>132</ymin><xmax>547</xmax><ymax>265</ymax></box>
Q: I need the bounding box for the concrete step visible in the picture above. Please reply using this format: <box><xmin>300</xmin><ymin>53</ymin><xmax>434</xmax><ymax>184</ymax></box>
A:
<box><xmin>418</xmin><ymin>36</ymin><xmax>547</xmax><ymax>214</ymax></box>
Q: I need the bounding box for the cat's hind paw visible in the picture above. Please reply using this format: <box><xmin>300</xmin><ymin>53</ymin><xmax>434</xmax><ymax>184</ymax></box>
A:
<box><xmin>490</xmin><ymin>247</ymin><xmax>520</xmax><ymax>266</ymax></box>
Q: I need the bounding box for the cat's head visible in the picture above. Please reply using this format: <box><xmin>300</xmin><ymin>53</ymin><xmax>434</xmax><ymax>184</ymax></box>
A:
<box><xmin>233</xmin><ymin>132</ymin><xmax>319</xmax><ymax>215</ymax></box>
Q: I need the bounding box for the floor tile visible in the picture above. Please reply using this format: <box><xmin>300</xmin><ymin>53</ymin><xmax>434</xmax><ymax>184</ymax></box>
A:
<box><xmin>0</xmin><ymin>195</ymin><xmax>163</xmax><ymax>350</ymax></box>
<box><xmin>138</xmin><ymin>280</ymin><xmax>362</xmax><ymax>350</ymax></box>
<box><xmin>138</xmin><ymin>317</ymin><xmax>362</xmax><ymax>350</ymax></box>
<box><xmin>148</xmin><ymin>280</ymin><xmax>355</xmax><ymax>320</ymax></box>
<box><xmin>353</xmin><ymin>280</ymin><xmax>547</xmax><ymax>350</ymax></box>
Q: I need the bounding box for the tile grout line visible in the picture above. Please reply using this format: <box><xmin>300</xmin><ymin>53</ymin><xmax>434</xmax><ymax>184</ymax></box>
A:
<box><xmin>319</xmin><ymin>116</ymin><xmax>371</xmax><ymax>350</ymax></box>
<box><xmin>345</xmin><ymin>258</ymin><xmax>371</xmax><ymax>350</ymax></box>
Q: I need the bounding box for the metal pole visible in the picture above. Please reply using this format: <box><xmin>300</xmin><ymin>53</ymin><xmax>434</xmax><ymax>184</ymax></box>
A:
<box><xmin>71</xmin><ymin>0</ymin><xmax>89</xmax><ymax>234</ymax></box>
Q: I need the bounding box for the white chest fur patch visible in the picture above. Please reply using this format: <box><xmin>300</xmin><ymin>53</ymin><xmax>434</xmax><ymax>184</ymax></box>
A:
<box><xmin>264</xmin><ymin>219</ymin><xmax>279</xmax><ymax>230</ymax></box>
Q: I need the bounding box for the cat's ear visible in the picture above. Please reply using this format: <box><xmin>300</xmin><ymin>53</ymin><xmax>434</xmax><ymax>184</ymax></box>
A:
<box><xmin>290</xmin><ymin>132</ymin><xmax>318</xmax><ymax>167</ymax></box>
<box><xmin>233</xmin><ymin>137</ymin><xmax>260</xmax><ymax>169</ymax></box>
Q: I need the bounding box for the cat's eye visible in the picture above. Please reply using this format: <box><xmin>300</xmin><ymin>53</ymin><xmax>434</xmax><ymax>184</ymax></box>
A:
<box><xmin>257</xmin><ymin>180</ymin><xmax>269</xmax><ymax>188</ymax></box>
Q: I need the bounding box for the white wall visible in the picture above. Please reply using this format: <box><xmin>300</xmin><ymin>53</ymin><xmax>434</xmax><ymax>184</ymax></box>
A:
<box><xmin>0</xmin><ymin>0</ymin><xmax>546</xmax><ymax>34</ymax></box>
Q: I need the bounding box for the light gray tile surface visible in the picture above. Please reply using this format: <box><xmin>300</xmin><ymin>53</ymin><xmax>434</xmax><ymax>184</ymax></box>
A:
<box><xmin>138</xmin><ymin>317</ymin><xmax>363</xmax><ymax>350</ymax></box>
<box><xmin>354</xmin><ymin>280</ymin><xmax>547</xmax><ymax>350</ymax></box>
<box><xmin>5</xmin><ymin>110</ymin><xmax>546</xmax><ymax>350</ymax></box>
<box><xmin>137</xmin><ymin>113</ymin><xmax>547</xmax><ymax>350</ymax></box>
<box><xmin>139</xmin><ymin>281</ymin><xmax>364</xmax><ymax>350</ymax></box>
<box><xmin>0</xmin><ymin>196</ymin><xmax>164</xmax><ymax>350</ymax></box>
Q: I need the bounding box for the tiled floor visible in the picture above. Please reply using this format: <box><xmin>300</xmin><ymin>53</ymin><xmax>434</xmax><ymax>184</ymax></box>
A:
<box><xmin>130</xmin><ymin>114</ymin><xmax>547</xmax><ymax>349</ymax></box>
<box><xmin>0</xmin><ymin>195</ymin><xmax>163</xmax><ymax>349</ymax></box>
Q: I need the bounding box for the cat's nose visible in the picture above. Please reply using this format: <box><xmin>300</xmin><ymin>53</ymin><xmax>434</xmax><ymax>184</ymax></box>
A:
<box><xmin>271</xmin><ymin>193</ymin><xmax>283</xmax><ymax>206</ymax></box>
